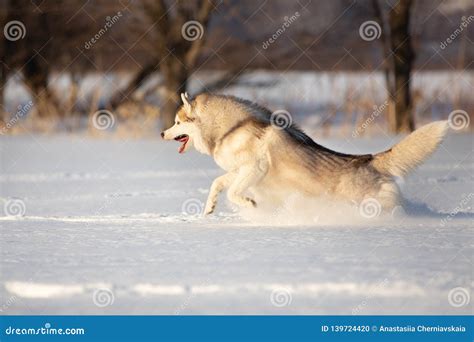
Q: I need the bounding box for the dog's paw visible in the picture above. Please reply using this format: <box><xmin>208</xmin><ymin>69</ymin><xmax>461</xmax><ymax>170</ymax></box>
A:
<box><xmin>203</xmin><ymin>205</ymin><xmax>215</xmax><ymax>216</ymax></box>
<box><xmin>246</xmin><ymin>198</ymin><xmax>257</xmax><ymax>208</ymax></box>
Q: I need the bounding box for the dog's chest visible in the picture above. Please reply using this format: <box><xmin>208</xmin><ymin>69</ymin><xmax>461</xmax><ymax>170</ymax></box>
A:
<box><xmin>212</xmin><ymin>130</ymin><xmax>259</xmax><ymax>172</ymax></box>
<box><xmin>213</xmin><ymin>151</ymin><xmax>239</xmax><ymax>171</ymax></box>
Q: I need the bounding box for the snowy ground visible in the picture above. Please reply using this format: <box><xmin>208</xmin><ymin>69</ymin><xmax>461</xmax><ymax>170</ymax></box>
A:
<box><xmin>0</xmin><ymin>132</ymin><xmax>472</xmax><ymax>315</ymax></box>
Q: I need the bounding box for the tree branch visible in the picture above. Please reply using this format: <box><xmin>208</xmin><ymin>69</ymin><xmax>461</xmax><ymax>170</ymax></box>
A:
<box><xmin>184</xmin><ymin>0</ymin><xmax>214</xmax><ymax>69</ymax></box>
<box><xmin>109</xmin><ymin>61</ymin><xmax>159</xmax><ymax>109</ymax></box>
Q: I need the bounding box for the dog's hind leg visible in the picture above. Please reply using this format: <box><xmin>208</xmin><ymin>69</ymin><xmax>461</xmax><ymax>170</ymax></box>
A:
<box><xmin>226</xmin><ymin>160</ymin><xmax>268</xmax><ymax>209</ymax></box>
<box><xmin>204</xmin><ymin>173</ymin><xmax>236</xmax><ymax>215</ymax></box>
<box><xmin>376</xmin><ymin>181</ymin><xmax>401</xmax><ymax>211</ymax></box>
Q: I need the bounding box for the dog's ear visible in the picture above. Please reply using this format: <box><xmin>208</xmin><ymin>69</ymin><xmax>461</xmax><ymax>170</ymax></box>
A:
<box><xmin>181</xmin><ymin>92</ymin><xmax>192</xmax><ymax>114</ymax></box>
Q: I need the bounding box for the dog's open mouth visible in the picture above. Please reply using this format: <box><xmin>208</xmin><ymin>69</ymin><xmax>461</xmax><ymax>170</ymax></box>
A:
<box><xmin>174</xmin><ymin>134</ymin><xmax>189</xmax><ymax>153</ymax></box>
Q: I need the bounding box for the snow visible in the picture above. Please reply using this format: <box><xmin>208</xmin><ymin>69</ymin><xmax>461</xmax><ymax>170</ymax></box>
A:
<box><xmin>0</xmin><ymin>132</ymin><xmax>472</xmax><ymax>314</ymax></box>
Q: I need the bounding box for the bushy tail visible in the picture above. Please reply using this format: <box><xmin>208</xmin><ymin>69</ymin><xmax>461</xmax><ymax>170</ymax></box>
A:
<box><xmin>371</xmin><ymin>121</ymin><xmax>449</xmax><ymax>177</ymax></box>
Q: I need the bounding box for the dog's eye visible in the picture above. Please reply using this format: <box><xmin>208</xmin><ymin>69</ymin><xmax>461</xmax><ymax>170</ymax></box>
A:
<box><xmin>176</xmin><ymin>122</ymin><xmax>180</xmax><ymax>125</ymax></box>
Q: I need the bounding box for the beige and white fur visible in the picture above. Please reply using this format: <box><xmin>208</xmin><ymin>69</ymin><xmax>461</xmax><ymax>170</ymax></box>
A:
<box><xmin>162</xmin><ymin>93</ymin><xmax>449</xmax><ymax>216</ymax></box>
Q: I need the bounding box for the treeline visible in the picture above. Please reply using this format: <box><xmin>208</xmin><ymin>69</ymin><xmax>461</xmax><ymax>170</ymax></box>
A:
<box><xmin>0</xmin><ymin>0</ymin><xmax>227</xmax><ymax>129</ymax></box>
<box><xmin>0</xmin><ymin>0</ymin><xmax>471</xmax><ymax>133</ymax></box>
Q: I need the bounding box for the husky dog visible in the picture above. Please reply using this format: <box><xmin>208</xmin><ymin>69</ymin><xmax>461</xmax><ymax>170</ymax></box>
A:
<box><xmin>161</xmin><ymin>92</ymin><xmax>448</xmax><ymax>215</ymax></box>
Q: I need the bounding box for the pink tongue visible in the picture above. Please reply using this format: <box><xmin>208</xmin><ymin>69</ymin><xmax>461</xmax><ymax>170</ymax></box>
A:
<box><xmin>178</xmin><ymin>138</ymin><xmax>188</xmax><ymax>153</ymax></box>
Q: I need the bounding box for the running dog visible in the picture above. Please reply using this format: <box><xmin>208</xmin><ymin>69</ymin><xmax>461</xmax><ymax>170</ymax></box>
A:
<box><xmin>161</xmin><ymin>93</ymin><xmax>448</xmax><ymax>215</ymax></box>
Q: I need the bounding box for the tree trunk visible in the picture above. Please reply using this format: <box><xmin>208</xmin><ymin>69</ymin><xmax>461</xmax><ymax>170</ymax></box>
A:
<box><xmin>0</xmin><ymin>62</ymin><xmax>6</xmax><ymax>125</ymax></box>
<box><xmin>371</xmin><ymin>0</ymin><xmax>397</xmax><ymax>133</ymax></box>
<box><xmin>160</xmin><ymin>61</ymin><xmax>188</xmax><ymax>130</ymax></box>
<box><xmin>0</xmin><ymin>0</ymin><xmax>12</xmax><ymax>126</ymax></box>
<box><xmin>23</xmin><ymin>57</ymin><xmax>60</xmax><ymax>118</ymax></box>
<box><xmin>107</xmin><ymin>0</ymin><xmax>214</xmax><ymax>130</ymax></box>
<box><xmin>389</xmin><ymin>0</ymin><xmax>415</xmax><ymax>133</ymax></box>
<box><xmin>109</xmin><ymin>62</ymin><xmax>158</xmax><ymax>110</ymax></box>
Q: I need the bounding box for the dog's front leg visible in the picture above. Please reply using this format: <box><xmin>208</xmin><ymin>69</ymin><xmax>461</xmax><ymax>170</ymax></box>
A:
<box><xmin>203</xmin><ymin>173</ymin><xmax>236</xmax><ymax>215</ymax></box>
<box><xmin>226</xmin><ymin>160</ymin><xmax>268</xmax><ymax>209</ymax></box>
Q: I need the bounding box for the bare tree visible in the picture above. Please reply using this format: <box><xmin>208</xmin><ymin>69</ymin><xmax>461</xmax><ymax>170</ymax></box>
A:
<box><xmin>9</xmin><ymin>0</ymin><xmax>63</xmax><ymax>118</ymax></box>
<box><xmin>371</xmin><ymin>0</ymin><xmax>395</xmax><ymax>128</ymax></box>
<box><xmin>0</xmin><ymin>0</ymin><xmax>23</xmax><ymax>125</ymax></box>
<box><xmin>389</xmin><ymin>0</ymin><xmax>415</xmax><ymax>133</ymax></box>
<box><xmin>0</xmin><ymin>0</ymin><xmax>10</xmax><ymax>125</ymax></box>
<box><xmin>372</xmin><ymin>0</ymin><xmax>415</xmax><ymax>133</ymax></box>
<box><xmin>109</xmin><ymin>0</ymin><xmax>216</xmax><ymax>129</ymax></box>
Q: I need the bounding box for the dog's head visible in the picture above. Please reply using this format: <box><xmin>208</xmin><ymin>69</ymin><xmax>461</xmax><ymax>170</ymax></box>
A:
<box><xmin>161</xmin><ymin>92</ymin><xmax>201</xmax><ymax>154</ymax></box>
